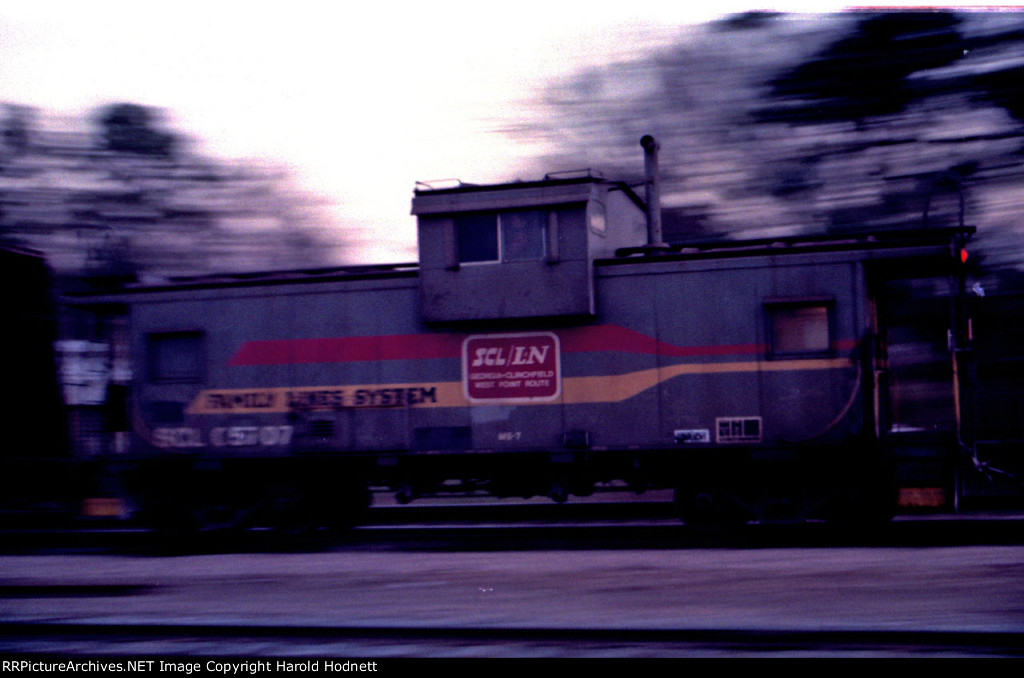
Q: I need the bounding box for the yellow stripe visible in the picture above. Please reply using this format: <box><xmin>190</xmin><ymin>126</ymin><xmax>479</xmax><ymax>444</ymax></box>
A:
<box><xmin>186</xmin><ymin>357</ymin><xmax>853</xmax><ymax>414</ymax></box>
<box><xmin>562</xmin><ymin>358</ymin><xmax>852</xmax><ymax>404</ymax></box>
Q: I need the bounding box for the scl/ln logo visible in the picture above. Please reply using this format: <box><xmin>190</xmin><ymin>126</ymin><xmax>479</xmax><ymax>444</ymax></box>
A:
<box><xmin>463</xmin><ymin>332</ymin><xmax>560</xmax><ymax>402</ymax></box>
<box><xmin>470</xmin><ymin>344</ymin><xmax>551</xmax><ymax>367</ymax></box>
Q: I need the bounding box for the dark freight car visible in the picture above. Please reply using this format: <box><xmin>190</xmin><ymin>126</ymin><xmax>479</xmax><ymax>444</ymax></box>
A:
<box><xmin>71</xmin><ymin>140</ymin><xmax>991</xmax><ymax>530</ymax></box>
<box><xmin>0</xmin><ymin>246</ymin><xmax>77</xmax><ymax>518</ymax></box>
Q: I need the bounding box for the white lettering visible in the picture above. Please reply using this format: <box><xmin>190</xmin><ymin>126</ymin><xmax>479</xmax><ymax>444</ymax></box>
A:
<box><xmin>208</xmin><ymin>426</ymin><xmax>294</xmax><ymax>448</ymax></box>
<box><xmin>152</xmin><ymin>428</ymin><xmax>205</xmax><ymax>449</ymax></box>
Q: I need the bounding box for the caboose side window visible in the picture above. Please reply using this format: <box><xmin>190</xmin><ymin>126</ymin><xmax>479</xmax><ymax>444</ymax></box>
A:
<box><xmin>455</xmin><ymin>210</ymin><xmax>546</xmax><ymax>264</ymax></box>
<box><xmin>455</xmin><ymin>213</ymin><xmax>499</xmax><ymax>263</ymax></box>
<box><xmin>767</xmin><ymin>300</ymin><xmax>832</xmax><ymax>358</ymax></box>
<box><xmin>501</xmin><ymin>210</ymin><xmax>546</xmax><ymax>261</ymax></box>
<box><xmin>147</xmin><ymin>331</ymin><xmax>205</xmax><ymax>383</ymax></box>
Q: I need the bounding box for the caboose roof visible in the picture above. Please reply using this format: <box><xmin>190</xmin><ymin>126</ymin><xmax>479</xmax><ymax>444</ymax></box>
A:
<box><xmin>609</xmin><ymin>226</ymin><xmax>974</xmax><ymax>264</ymax></box>
<box><xmin>66</xmin><ymin>225</ymin><xmax>973</xmax><ymax>300</ymax></box>
<box><xmin>411</xmin><ymin>172</ymin><xmax>646</xmax><ymax>215</ymax></box>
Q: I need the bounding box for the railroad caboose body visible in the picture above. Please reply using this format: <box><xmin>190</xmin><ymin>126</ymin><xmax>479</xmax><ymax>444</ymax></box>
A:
<box><xmin>75</xmin><ymin>143</ymin><xmax>980</xmax><ymax>528</ymax></box>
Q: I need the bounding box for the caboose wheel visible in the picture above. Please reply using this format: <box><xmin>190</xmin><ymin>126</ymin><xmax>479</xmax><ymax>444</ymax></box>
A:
<box><xmin>323</xmin><ymin>483</ymin><xmax>371</xmax><ymax>531</ymax></box>
<box><xmin>548</xmin><ymin>480</ymin><xmax>569</xmax><ymax>504</ymax></box>
<box><xmin>265</xmin><ymin>485</ymin><xmax>318</xmax><ymax>537</ymax></box>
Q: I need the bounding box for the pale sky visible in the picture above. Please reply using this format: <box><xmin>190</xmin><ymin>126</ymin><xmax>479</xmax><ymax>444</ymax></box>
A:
<box><xmin>0</xmin><ymin>1</ymin><xmax>933</xmax><ymax>263</ymax></box>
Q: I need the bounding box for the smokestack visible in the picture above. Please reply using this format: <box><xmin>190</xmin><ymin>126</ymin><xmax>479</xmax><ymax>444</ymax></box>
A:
<box><xmin>641</xmin><ymin>135</ymin><xmax>665</xmax><ymax>248</ymax></box>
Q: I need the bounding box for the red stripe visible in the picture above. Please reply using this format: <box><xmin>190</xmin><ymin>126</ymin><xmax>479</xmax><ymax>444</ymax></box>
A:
<box><xmin>227</xmin><ymin>325</ymin><xmax>856</xmax><ymax>366</ymax></box>
<box><xmin>228</xmin><ymin>334</ymin><xmax>463</xmax><ymax>366</ymax></box>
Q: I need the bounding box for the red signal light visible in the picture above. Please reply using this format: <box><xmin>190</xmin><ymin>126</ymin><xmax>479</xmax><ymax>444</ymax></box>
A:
<box><xmin>960</xmin><ymin>248</ymin><xmax>968</xmax><ymax>264</ymax></box>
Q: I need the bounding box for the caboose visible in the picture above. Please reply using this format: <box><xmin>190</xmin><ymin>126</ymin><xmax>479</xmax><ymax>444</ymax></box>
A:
<box><xmin>74</xmin><ymin>138</ymin><xmax>978</xmax><ymax>529</ymax></box>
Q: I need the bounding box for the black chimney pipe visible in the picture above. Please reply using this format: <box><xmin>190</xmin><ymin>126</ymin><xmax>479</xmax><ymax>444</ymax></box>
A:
<box><xmin>641</xmin><ymin>135</ymin><xmax>665</xmax><ymax>248</ymax></box>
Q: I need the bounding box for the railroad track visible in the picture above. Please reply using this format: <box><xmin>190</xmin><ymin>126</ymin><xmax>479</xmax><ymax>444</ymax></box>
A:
<box><xmin>3</xmin><ymin>508</ymin><xmax>1024</xmax><ymax>554</ymax></box>
<box><xmin>2</xmin><ymin>621</ymin><xmax>1023</xmax><ymax>658</ymax></box>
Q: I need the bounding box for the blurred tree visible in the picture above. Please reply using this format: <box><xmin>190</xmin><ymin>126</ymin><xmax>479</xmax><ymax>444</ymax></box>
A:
<box><xmin>507</xmin><ymin>11</ymin><xmax>1024</xmax><ymax>276</ymax></box>
<box><xmin>0</xmin><ymin>102</ymin><xmax>340</xmax><ymax>283</ymax></box>
<box><xmin>760</xmin><ymin>13</ymin><xmax>965</xmax><ymax>124</ymax></box>
<box><xmin>97</xmin><ymin>103</ymin><xmax>175</xmax><ymax>157</ymax></box>
<box><xmin>1</xmin><ymin>104</ymin><xmax>33</xmax><ymax>157</ymax></box>
<box><xmin>973</xmin><ymin>65</ymin><xmax>1024</xmax><ymax>124</ymax></box>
